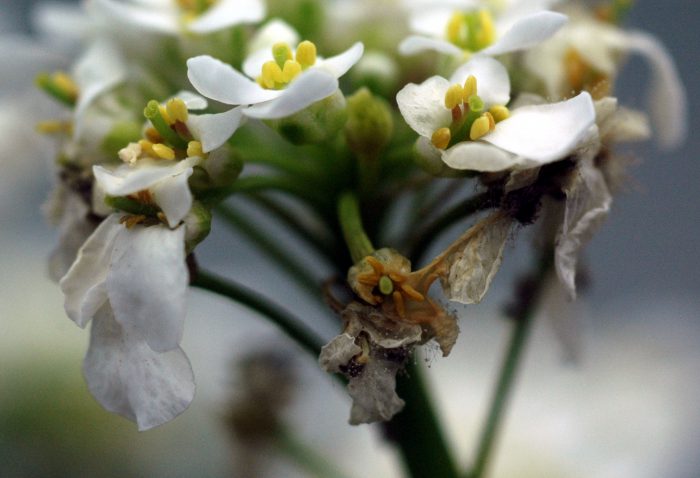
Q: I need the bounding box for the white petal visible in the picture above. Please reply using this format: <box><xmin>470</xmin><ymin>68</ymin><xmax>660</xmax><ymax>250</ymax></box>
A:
<box><xmin>242</xmin><ymin>47</ymin><xmax>273</xmax><ymax>79</ymax></box>
<box><xmin>408</xmin><ymin>8</ymin><xmax>454</xmax><ymax>37</ymax></box>
<box><xmin>555</xmin><ymin>159</ymin><xmax>612</xmax><ymax>299</ymax></box>
<box><xmin>396</xmin><ymin>76</ymin><xmax>452</xmax><ymax>137</ymax></box>
<box><xmin>624</xmin><ymin>31</ymin><xmax>687</xmax><ymax>150</ymax></box>
<box><xmin>187</xmin><ymin>55</ymin><xmax>281</xmax><ymax>105</ymax></box>
<box><xmin>152</xmin><ymin>167</ymin><xmax>194</xmax><ymax>227</ymax></box>
<box><xmin>438</xmin><ymin>213</ymin><xmax>513</xmax><ymax>304</ymax></box>
<box><xmin>483</xmin><ymin>92</ymin><xmax>595</xmax><ymax>163</ymax></box>
<box><xmin>107</xmin><ymin>224</ymin><xmax>188</xmax><ymax>353</ymax></box>
<box><xmin>243</xmin><ymin>69</ymin><xmax>339</xmax><ymax>119</ymax></box>
<box><xmin>90</xmin><ymin>0</ymin><xmax>179</xmax><ymax>34</ymax></box>
<box><xmin>398</xmin><ymin>35</ymin><xmax>463</xmax><ymax>56</ymax></box>
<box><xmin>84</xmin><ymin>305</ymin><xmax>195</xmax><ymax>431</ymax></box>
<box><xmin>449</xmin><ymin>56</ymin><xmax>511</xmax><ymax>106</ymax></box>
<box><xmin>479</xmin><ymin>11</ymin><xmax>567</xmax><ymax>56</ymax></box>
<box><xmin>72</xmin><ymin>39</ymin><xmax>126</xmax><ymax>139</ymax></box>
<box><xmin>188</xmin><ymin>0</ymin><xmax>265</xmax><ymax>34</ymax></box>
<box><xmin>93</xmin><ymin>158</ymin><xmax>195</xmax><ymax>198</ymax></box>
<box><xmin>246</xmin><ymin>19</ymin><xmax>300</xmax><ymax>58</ymax></box>
<box><xmin>59</xmin><ymin>215</ymin><xmax>122</xmax><ymax>327</ymax></box>
<box><xmin>48</xmin><ymin>188</ymin><xmax>95</xmax><ymax>282</ymax></box>
<box><xmin>441</xmin><ymin>140</ymin><xmax>521</xmax><ymax>172</ymax></box>
<box><xmin>186</xmin><ymin>107</ymin><xmax>245</xmax><ymax>152</ymax></box>
<box><xmin>318</xmin><ymin>42</ymin><xmax>364</xmax><ymax>78</ymax></box>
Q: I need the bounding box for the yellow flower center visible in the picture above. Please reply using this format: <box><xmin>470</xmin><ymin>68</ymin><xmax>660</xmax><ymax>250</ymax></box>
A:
<box><xmin>430</xmin><ymin>75</ymin><xmax>510</xmax><ymax>150</ymax></box>
<box><xmin>445</xmin><ymin>9</ymin><xmax>496</xmax><ymax>53</ymax></box>
<box><xmin>257</xmin><ymin>40</ymin><xmax>318</xmax><ymax>90</ymax></box>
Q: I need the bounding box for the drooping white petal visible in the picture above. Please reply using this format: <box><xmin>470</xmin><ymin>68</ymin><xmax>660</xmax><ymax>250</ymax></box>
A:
<box><xmin>483</xmin><ymin>92</ymin><xmax>595</xmax><ymax>163</ymax></box>
<box><xmin>398</xmin><ymin>35</ymin><xmax>463</xmax><ymax>56</ymax></box>
<box><xmin>441</xmin><ymin>140</ymin><xmax>521</xmax><ymax>172</ymax></box>
<box><xmin>396</xmin><ymin>76</ymin><xmax>452</xmax><ymax>137</ymax></box>
<box><xmin>318</xmin><ymin>42</ymin><xmax>364</xmax><ymax>78</ymax></box>
<box><xmin>450</xmin><ymin>56</ymin><xmax>511</xmax><ymax>106</ymax></box>
<box><xmin>243</xmin><ymin>69</ymin><xmax>339</xmax><ymax>119</ymax></box>
<box><xmin>60</xmin><ymin>215</ymin><xmax>122</xmax><ymax>327</ymax></box>
<box><xmin>93</xmin><ymin>157</ymin><xmax>196</xmax><ymax>198</ymax></box>
<box><xmin>90</xmin><ymin>0</ymin><xmax>179</xmax><ymax>34</ymax></box>
<box><xmin>479</xmin><ymin>11</ymin><xmax>567</xmax><ymax>56</ymax></box>
<box><xmin>438</xmin><ymin>213</ymin><xmax>513</xmax><ymax>304</ymax></box>
<box><xmin>624</xmin><ymin>31</ymin><xmax>687</xmax><ymax>150</ymax></box>
<box><xmin>151</xmin><ymin>168</ymin><xmax>194</xmax><ymax>227</ymax></box>
<box><xmin>72</xmin><ymin>39</ymin><xmax>126</xmax><ymax>139</ymax></box>
<box><xmin>84</xmin><ymin>304</ymin><xmax>195</xmax><ymax>431</ymax></box>
<box><xmin>187</xmin><ymin>107</ymin><xmax>245</xmax><ymax>153</ymax></box>
<box><xmin>187</xmin><ymin>55</ymin><xmax>281</xmax><ymax>105</ymax></box>
<box><xmin>188</xmin><ymin>0</ymin><xmax>265</xmax><ymax>34</ymax></box>
<box><xmin>555</xmin><ymin>159</ymin><xmax>612</xmax><ymax>299</ymax></box>
<box><xmin>107</xmin><ymin>224</ymin><xmax>188</xmax><ymax>353</ymax></box>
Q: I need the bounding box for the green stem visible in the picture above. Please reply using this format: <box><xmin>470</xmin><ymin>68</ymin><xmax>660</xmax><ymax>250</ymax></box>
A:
<box><xmin>408</xmin><ymin>191</ymin><xmax>495</xmax><ymax>264</ymax></box>
<box><xmin>216</xmin><ymin>205</ymin><xmax>320</xmax><ymax>299</ymax></box>
<box><xmin>385</xmin><ymin>361</ymin><xmax>461</xmax><ymax>478</ymax></box>
<box><xmin>466</xmin><ymin>256</ymin><xmax>552</xmax><ymax>478</ymax></box>
<box><xmin>337</xmin><ymin>191</ymin><xmax>375</xmax><ymax>263</ymax></box>
<box><xmin>192</xmin><ymin>270</ymin><xmax>325</xmax><ymax>356</ymax></box>
<box><xmin>275</xmin><ymin>426</ymin><xmax>353</xmax><ymax>478</ymax></box>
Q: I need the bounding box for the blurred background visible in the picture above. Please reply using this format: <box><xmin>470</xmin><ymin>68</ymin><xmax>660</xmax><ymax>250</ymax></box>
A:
<box><xmin>1</xmin><ymin>0</ymin><xmax>699</xmax><ymax>477</ymax></box>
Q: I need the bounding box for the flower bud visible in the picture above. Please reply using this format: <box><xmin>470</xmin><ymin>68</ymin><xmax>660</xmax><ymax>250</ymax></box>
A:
<box><xmin>345</xmin><ymin>88</ymin><xmax>393</xmax><ymax>156</ymax></box>
<box><xmin>184</xmin><ymin>201</ymin><xmax>212</xmax><ymax>254</ymax></box>
<box><xmin>265</xmin><ymin>89</ymin><xmax>347</xmax><ymax>144</ymax></box>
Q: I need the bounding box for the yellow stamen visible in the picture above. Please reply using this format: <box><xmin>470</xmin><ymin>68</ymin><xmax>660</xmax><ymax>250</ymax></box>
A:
<box><xmin>489</xmin><ymin>105</ymin><xmax>510</xmax><ymax>123</ymax></box>
<box><xmin>52</xmin><ymin>72</ymin><xmax>79</xmax><ymax>100</ymax></box>
<box><xmin>476</xmin><ymin>10</ymin><xmax>496</xmax><ymax>48</ymax></box>
<box><xmin>446</xmin><ymin>12</ymin><xmax>465</xmax><ymax>46</ymax></box>
<box><xmin>166</xmin><ymin>98</ymin><xmax>189</xmax><ymax>124</ymax></box>
<box><xmin>159</xmin><ymin>105</ymin><xmax>173</xmax><ymax>125</ymax></box>
<box><xmin>463</xmin><ymin>75</ymin><xmax>478</xmax><ymax>101</ymax></box>
<box><xmin>260</xmin><ymin>61</ymin><xmax>284</xmax><ymax>89</ymax></box>
<box><xmin>469</xmin><ymin>114</ymin><xmax>492</xmax><ymax>140</ymax></box>
<box><xmin>444</xmin><ymin>84</ymin><xmax>465</xmax><ymax>109</ymax></box>
<box><xmin>272</xmin><ymin>42</ymin><xmax>293</xmax><ymax>67</ymax></box>
<box><xmin>365</xmin><ymin>256</ymin><xmax>385</xmax><ymax>274</ymax></box>
<box><xmin>431</xmin><ymin>127</ymin><xmax>451</xmax><ymax>150</ymax></box>
<box><xmin>393</xmin><ymin>291</ymin><xmax>406</xmax><ymax>318</ymax></box>
<box><xmin>295</xmin><ymin>41</ymin><xmax>317</xmax><ymax>68</ymax></box>
<box><xmin>400</xmin><ymin>284</ymin><xmax>425</xmax><ymax>302</ymax></box>
<box><xmin>145</xmin><ymin>127</ymin><xmax>162</xmax><ymax>143</ymax></box>
<box><xmin>282</xmin><ymin>60</ymin><xmax>302</xmax><ymax>83</ymax></box>
<box><xmin>36</xmin><ymin>120</ymin><xmax>72</xmax><ymax>135</ymax></box>
<box><xmin>152</xmin><ymin>143</ymin><xmax>176</xmax><ymax>160</ymax></box>
<box><xmin>139</xmin><ymin>139</ymin><xmax>155</xmax><ymax>156</ymax></box>
<box><xmin>187</xmin><ymin>140</ymin><xmax>204</xmax><ymax>158</ymax></box>
<box><xmin>484</xmin><ymin>111</ymin><xmax>495</xmax><ymax>130</ymax></box>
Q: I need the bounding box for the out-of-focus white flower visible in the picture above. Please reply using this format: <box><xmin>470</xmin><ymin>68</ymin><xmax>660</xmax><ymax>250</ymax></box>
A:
<box><xmin>89</xmin><ymin>0</ymin><xmax>265</xmax><ymax>36</ymax></box>
<box><xmin>399</xmin><ymin>0</ymin><xmax>567</xmax><ymax>58</ymax></box>
<box><xmin>397</xmin><ymin>56</ymin><xmax>595</xmax><ymax>172</ymax></box>
<box><xmin>187</xmin><ymin>21</ymin><xmax>363</xmax><ymax>121</ymax></box>
<box><xmin>522</xmin><ymin>6</ymin><xmax>687</xmax><ymax>150</ymax></box>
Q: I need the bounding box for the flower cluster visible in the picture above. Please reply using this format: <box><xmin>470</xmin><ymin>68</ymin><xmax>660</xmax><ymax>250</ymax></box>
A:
<box><xmin>17</xmin><ymin>0</ymin><xmax>685</xmax><ymax>431</ymax></box>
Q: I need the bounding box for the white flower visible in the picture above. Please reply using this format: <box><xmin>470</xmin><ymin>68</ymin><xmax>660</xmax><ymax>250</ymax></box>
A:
<box><xmin>89</xmin><ymin>0</ymin><xmax>265</xmax><ymax>36</ymax></box>
<box><xmin>522</xmin><ymin>6</ymin><xmax>687</xmax><ymax>150</ymax></box>
<box><xmin>187</xmin><ymin>22</ymin><xmax>364</xmax><ymax>121</ymax></box>
<box><xmin>397</xmin><ymin>56</ymin><xmax>596</xmax><ymax>172</ymax></box>
<box><xmin>399</xmin><ymin>0</ymin><xmax>567</xmax><ymax>58</ymax></box>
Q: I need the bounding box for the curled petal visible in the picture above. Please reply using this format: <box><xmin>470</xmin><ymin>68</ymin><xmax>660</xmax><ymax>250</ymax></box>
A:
<box><xmin>243</xmin><ymin>69</ymin><xmax>338</xmax><ymax>119</ymax></box>
<box><xmin>318</xmin><ymin>42</ymin><xmax>364</xmax><ymax>78</ymax></box>
<box><xmin>483</xmin><ymin>92</ymin><xmax>596</xmax><ymax>163</ymax></box>
<box><xmin>398</xmin><ymin>35</ymin><xmax>463</xmax><ymax>56</ymax></box>
<box><xmin>396</xmin><ymin>76</ymin><xmax>452</xmax><ymax>137</ymax></box>
<box><xmin>188</xmin><ymin>0</ymin><xmax>264</xmax><ymax>34</ymax></box>
<box><xmin>187</xmin><ymin>55</ymin><xmax>281</xmax><ymax>105</ymax></box>
<box><xmin>480</xmin><ymin>11</ymin><xmax>567</xmax><ymax>56</ymax></box>
<box><xmin>60</xmin><ymin>215</ymin><xmax>122</xmax><ymax>327</ymax></box>
<box><xmin>93</xmin><ymin>157</ymin><xmax>196</xmax><ymax>199</ymax></box>
<box><xmin>151</xmin><ymin>168</ymin><xmax>193</xmax><ymax>227</ymax></box>
<box><xmin>84</xmin><ymin>305</ymin><xmax>195</xmax><ymax>431</ymax></box>
<box><xmin>442</xmin><ymin>141</ymin><xmax>521</xmax><ymax>172</ymax></box>
<box><xmin>187</xmin><ymin>107</ymin><xmax>245</xmax><ymax>153</ymax></box>
<box><xmin>107</xmin><ymin>224</ymin><xmax>187</xmax><ymax>353</ymax></box>
<box><xmin>449</xmin><ymin>56</ymin><xmax>511</xmax><ymax>106</ymax></box>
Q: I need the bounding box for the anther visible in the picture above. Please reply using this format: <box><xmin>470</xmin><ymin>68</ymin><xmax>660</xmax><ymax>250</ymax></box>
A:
<box><xmin>431</xmin><ymin>127</ymin><xmax>451</xmax><ymax>150</ymax></box>
<box><xmin>166</xmin><ymin>98</ymin><xmax>189</xmax><ymax>124</ymax></box>
<box><xmin>393</xmin><ymin>291</ymin><xmax>406</xmax><ymax>318</ymax></box>
<box><xmin>463</xmin><ymin>75</ymin><xmax>478</xmax><ymax>101</ymax></box>
<box><xmin>187</xmin><ymin>140</ymin><xmax>204</xmax><ymax>158</ymax></box>
<box><xmin>261</xmin><ymin>61</ymin><xmax>284</xmax><ymax>89</ymax></box>
<box><xmin>152</xmin><ymin>143</ymin><xmax>176</xmax><ymax>160</ymax></box>
<box><xmin>295</xmin><ymin>41</ymin><xmax>317</xmax><ymax>68</ymax></box>
<box><xmin>469</xmin><ymin>115</ymin><xmax>492</xmax><ymax>140</ymax></box>
<box><xmin>400</xmin><ymin>283</ymin><xmax>425</xmax><ymax>302</ymax></box>
<box><xmin>282</xmin><ymin>60</ymin><xmax>302</xmax><ymax>83</ymax></box>
<box><xmin>489</xmin><ymin>105</ymin><xmax>510</xmax><ymax>123</ymax></box>
<box><xmin>444</xmin><ymin>84</ymin><xmax>465</xmax><ymax>109</ymax></box>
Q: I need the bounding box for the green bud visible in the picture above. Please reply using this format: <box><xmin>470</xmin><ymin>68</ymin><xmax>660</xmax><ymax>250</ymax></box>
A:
<box><xmin>345</xmin><ymin>88</ymin><xmax>393</xmax><ymax>156</ymax></box>
<box><xmin>265</xmin><ymin>89</ymin><xmax>347</xmax><ymax>145</ymax></box>
<box><xmin>203</xmin><ymin>146</ymin><xmax>243</xmax><ymax>187</ymax></box>
<box><xmin>184</xmin><ymin>202</ymin><xmax>212</xmax><ymax>254</ymax></box>
<box><xmin>101</xmin><ymin>121</ymin><xmax>143</xmax><ymax>157</ymax></box>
